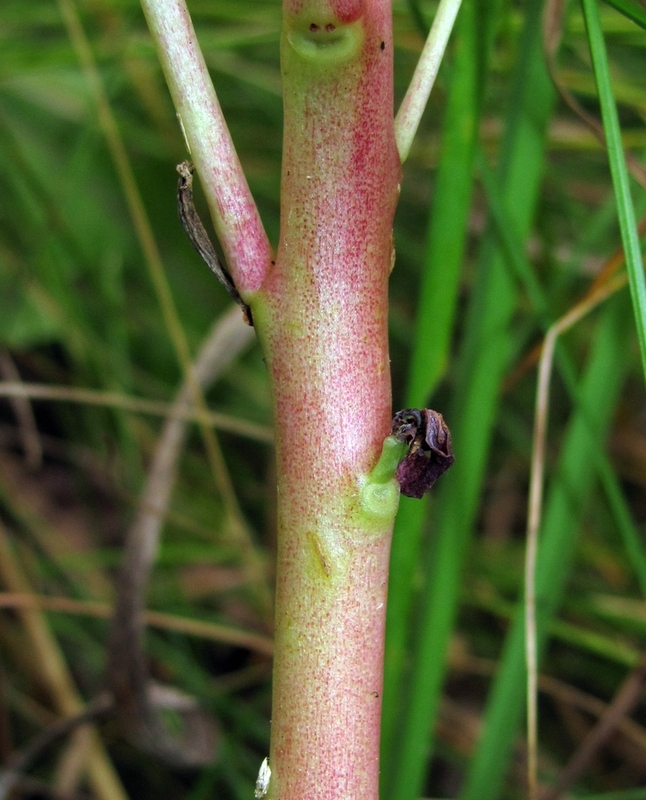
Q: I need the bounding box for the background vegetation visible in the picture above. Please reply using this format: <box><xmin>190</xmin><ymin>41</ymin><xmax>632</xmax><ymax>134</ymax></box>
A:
<box><xmin>0</xmin><ymin>0</ymin><xmax>645</xmax><ymax>798</ymax></box>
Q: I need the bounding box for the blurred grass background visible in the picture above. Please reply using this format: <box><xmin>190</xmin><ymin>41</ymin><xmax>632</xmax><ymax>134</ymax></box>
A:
<box><xmin>0</xmin><ymin>0</ymin><xmax>645</xmax><ymax>798</ymax></box>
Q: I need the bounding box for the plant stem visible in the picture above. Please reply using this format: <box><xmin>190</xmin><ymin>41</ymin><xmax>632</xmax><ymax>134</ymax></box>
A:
<box><xmin>394</xmin><ymin>0</ymin><xmax>463</xmax><ymax>162</ymax></box>
<box><xmin>249</xmin><ymin>1</ymin><xmax>401</xmax><ymax>796</ymax></box>
<box><xmin>139</xmin><ymin>0</ymin><xmax>273</xmax><ymax>293</ymax></box>
<box><xmin>137</xmin><ymin>0</ymin><xmax>463</xmax><ymax>793</ymax></box>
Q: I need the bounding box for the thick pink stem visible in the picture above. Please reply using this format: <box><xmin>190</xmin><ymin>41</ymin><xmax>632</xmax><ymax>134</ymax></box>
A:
<box><xmin>252</xmin><ymin>1</ymin><xmax>400</xmax><ymax>796</ymax></box>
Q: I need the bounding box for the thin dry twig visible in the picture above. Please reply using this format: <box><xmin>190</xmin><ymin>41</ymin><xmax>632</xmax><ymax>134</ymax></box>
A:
<box><xmin>540</xmin><ymin>652</ymin><xmax>646</xmax><ymax>800</ymax></box>
<box><xmin>540</xmin><ymin>673</ymin><xmax>646</xmax><ymax>756</ymax></box>
<box><xmin>0</xmin><ymin>352</ymin><xmax>42</xmax><ymax>469</ymax></box>
<box><xmin>0</xmin><ymin>381</ymin><xmax>272</xmax><ymax>443</ymax></box>
<box><xmin>524</xmin><ymin>273</ymin><xmax>628</xmax><ymax>800</ymax></box>
<box><xmin>0</xmin><ymin>694</ymin><xmax>113</xmax><ymax>800</ymax></box>
<box><xmin>0</xmin><ymin>592</ymin><xmax>274</xmax><ymax>656</ymax></box>
<box><xmin>542</xmin><ymin>0</ymin><xmax>646</xmax><ymax>191</ymax></box>
<box><xmin>453</xmin><ymin>652</ymin><xmax>646</xmax><ymax>756</ymax></box>
<box><xmin>107</xmin><ymin>306</ymin><xmax>269</xmax><ymax>766</ymax></box>
<box><xmin>0</xmin><ymin>520</ymin><xmax>127</xmax><ymax>800</ymax></box>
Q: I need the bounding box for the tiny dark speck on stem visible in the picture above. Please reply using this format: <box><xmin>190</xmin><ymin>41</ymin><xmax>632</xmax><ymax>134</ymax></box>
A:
<box><xmin>310</xmin><ymin>23</ymin><xmax>319</xmax><ymax>31</ymax></box>
<box><xmin>325</xmin><ymin>23</ymin><xmax>336</xmax><ymax>32</ymax></box>
<box><xmin>380</xmin><ymin>41</ymin><xmax>385</xmax><ymax>51</ymax></box>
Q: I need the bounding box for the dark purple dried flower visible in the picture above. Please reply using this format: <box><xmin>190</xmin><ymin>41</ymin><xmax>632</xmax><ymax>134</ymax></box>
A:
<box><xmin>391</xmin><ymin>409</ymin><xmax>454</xmax><ymax>499</ymax></box>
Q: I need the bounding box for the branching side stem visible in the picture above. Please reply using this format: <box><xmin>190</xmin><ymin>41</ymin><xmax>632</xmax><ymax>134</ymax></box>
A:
<box><xmin>140</xmin><ymin>0</ymin><xmax>273</xmax><ymax>293</ymax></box>
<box><xmin>395</xmin><ymin>0</ymin><xmax>463</xmax><ymax>162</ymax></box>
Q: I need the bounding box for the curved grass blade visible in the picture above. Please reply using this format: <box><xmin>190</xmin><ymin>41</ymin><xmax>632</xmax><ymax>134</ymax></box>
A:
<box><xmin>381</xmin><ymin>0</ymin><xmax>494</xmax><ymax>789</ymax></box>
<box><xmin>385</xmin><ymin>3</ymin><xmax>554</xmax><ymax>799</ymax></box>
<box><xmin>601</xmin><ymin>0</ymin><xmax>646</xmax><ymax>29</ymax></box>
<box><xmin>480</xmin><ymin>151</ymin><xmax>646</xmax><ymax>598</ymax></box>
<box><xmin>582</xmin><ymin>0</ymin><xmax>646</xmax><ymax>383</ymax></box>
<box><xmin>460</xmin><ymin>294</ymin><xmax>633</xmax><ymax>800</ymax></box>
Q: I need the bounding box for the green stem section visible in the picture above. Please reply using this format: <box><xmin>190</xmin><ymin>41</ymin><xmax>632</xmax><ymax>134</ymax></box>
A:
<box><xmin>394</xmin><ymin>0</ymin><xmax>463</xmax><ymax>162</ymax></box>
<box><xmin>251</xmin><ymin>1</ymin><xmax>400</xmax><ymax>797</ymax></box>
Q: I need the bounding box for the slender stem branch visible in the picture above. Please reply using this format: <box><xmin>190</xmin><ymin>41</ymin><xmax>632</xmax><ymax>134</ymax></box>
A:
<box><xmin>524</xmin><ymin>274</ymin><xmax>627</xmax><ymax>800</ymax></box>
<box><xmin>395</xmin><ymin>0</ymin><xmax>463</xmax><ymax>162</ymax></box>
<box><xmin>140</xmin><ymin>0</ymin><xmax>273</xmax><ymax>293</ymax></box>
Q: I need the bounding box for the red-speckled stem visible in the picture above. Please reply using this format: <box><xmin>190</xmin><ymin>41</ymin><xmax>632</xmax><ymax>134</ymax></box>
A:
<box><xmin>252</xmin><ymin>0</ymin><xmax>400</xmax><ymax>796</ymax></box>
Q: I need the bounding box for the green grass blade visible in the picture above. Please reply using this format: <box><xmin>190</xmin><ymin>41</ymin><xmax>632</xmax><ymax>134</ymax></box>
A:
<box><xmin>601</xmin><ymin>0</ymin><xmax>646</xmax><ymax>29</ymax></box>
<box><xmin>596</xmin><ymin>447</ymin><xmax>646</xmax><ymax>599</ymax></box>
<box><xmin>460</xmin><ymin>293</ymin><xmax>633</xmax><ymax>800</ymax></box>
<box><xmin>381</xmin><ymin>0</ymin><xmax>493</xmax><ymax>786</ymax></box>
<box><xmin>381</xmin><ymin>493</ymin><xmax>428</xmax><ymax>777</ymax></box>
<box><xmin>582</xmin><ymin>0</ymin><xmax>646</xmax><ymax>383</ymax></box>
<box><xmin>477</xmin><ymin>150</ymin><xmax>548</xmax><ymax>318</ymax></box>
<box><xmin>404</xmin><ymin>0</ymin><xmax>483</xmax><ymax>407</ymax></box>
<box><xmin>385</xmin><ymin>3</ymin><xmax>554</xmax><ymax>798</ymax></box>
<box><xmin>479</xmin><ymin>145</ymin><xmax>646</xmax><ymax>600</ymax></box>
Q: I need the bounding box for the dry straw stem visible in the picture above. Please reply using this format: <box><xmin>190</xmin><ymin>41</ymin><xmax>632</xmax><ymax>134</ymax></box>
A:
<box><xmin>554</xmin><ymin>661</ymin><xmax>646</xmax><ymax>792</ymax></box>
<box><xmin>0</xmin><ymin>521</ymin><xmax>127</xmax><ymax>800</ymax></box>
<box><xmin>111</xmin><ymin>303</ymin><xmax>271</xmax><ymax>612</ymax></box>
<box><xmin>540</xmin><ymin>653</ymin><xmax>646</xmax><ymax>800</ymax></box>
<box><xmin>57</xmin><ymin>0</ymin><xmax>252</xmax><ymax>553</ymax></box>
<box><xmin>107</xmin><ymin>306</ymin><xmax>270</xmax><ymax>765</ymax></box>
<box><xmin>0</xmin><ymin>694</ymin><xmax>114</xmax><ymax>800</ymax></box>
<box><xmin>0</xmin><ymin>592</ymin><xmax>274</xmax><ymax>656</ymax></box>
<box><xmin>524</xmin><ymin>272</ymin><xmax>628</xmax><ymax>800</ymax></box>
<box><xmin>538</xmin><ymin>672</ymin><xmax>646</xmax><ymax>754</ymax></box>
<box><xmin>0</xmin><ymin>382</ymin><xmax>272</xmax><ymax>444</ymax></box>
<box><xmin>453</xmin><ymin>653</ymin><xmax>646</xmax><ymax>755</ymax></box>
